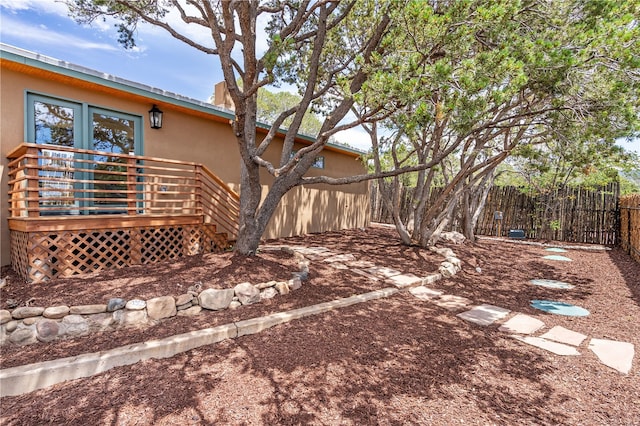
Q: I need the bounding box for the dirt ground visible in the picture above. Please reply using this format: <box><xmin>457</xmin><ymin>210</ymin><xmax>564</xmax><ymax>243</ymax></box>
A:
<box><xmin>1</xmin><ymin>225</ymin><xmax>639</xmax><ymax>425</ymax></box>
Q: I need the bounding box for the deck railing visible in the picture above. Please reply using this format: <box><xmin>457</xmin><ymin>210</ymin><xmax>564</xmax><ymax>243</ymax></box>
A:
<box><xmin>7</xmin><ymin>143</ymin><xmax>240</xmax><ymax>239</ymax></box>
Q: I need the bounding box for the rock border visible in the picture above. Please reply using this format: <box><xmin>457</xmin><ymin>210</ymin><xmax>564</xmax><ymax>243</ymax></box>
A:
<box><xmin>0</xmin><ymin>243</ymin><xmax>462</xmax><ymax>347</ymax></box>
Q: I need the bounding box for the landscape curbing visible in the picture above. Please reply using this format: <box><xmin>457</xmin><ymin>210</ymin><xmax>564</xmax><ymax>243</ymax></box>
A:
<box><xmin>0</xmin><ymin>236</ymin><xmax>461</xmax><ymax>397</ymax></box>
<box><xmin>0</xmin><ymin>288</ymin><xmax>399</xmax><ymax>398</ymax></box>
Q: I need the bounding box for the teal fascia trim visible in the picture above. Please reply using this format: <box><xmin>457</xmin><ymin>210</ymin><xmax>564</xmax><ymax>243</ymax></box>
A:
<box><xmin>1</xmin><ymin>43</ymin><xmax>235</xmax><ymax>122</ymax></box>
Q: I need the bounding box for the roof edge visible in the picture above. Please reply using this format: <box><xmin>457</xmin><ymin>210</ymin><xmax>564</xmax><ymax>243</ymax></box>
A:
<box><xmin>0</xmin><ymin>43</ymin><xmax>366</xmax><ymax>157</ymax></box>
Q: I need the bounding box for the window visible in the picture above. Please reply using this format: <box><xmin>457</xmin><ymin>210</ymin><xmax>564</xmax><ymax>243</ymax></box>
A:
<box><xmin>289</xmin><ymin>150</ymin><xmax>325</xmax><ymax>169</ymax></box>
<box><xmin>26</xmin><ymin>93</ymin><xmax>142</xmax><ymax>214</ymax></box>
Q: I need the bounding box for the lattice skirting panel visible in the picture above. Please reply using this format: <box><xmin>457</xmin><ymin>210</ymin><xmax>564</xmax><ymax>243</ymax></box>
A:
<box><xmin>10</xmin><ymin>225</ymin><xmax>229</xmax><ymax>283</ymax></box>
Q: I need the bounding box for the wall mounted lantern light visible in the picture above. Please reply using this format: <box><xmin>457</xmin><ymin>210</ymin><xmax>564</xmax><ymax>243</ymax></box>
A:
<box><xmin>148</xmin><ymin>104</ymin><xmax>163</xmax><ymax>129</ymax></box>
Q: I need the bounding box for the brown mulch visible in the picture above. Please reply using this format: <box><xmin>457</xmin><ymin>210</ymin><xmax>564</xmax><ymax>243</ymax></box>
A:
<box><xmin>1</xmin><ymin>225</ymin><xmax>639</xmax><ymax>425</ymax></box>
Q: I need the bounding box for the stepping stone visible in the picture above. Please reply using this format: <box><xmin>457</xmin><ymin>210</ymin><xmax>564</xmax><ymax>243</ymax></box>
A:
<box><xmin>431</xmin><ymin>295</ymin><xmax>472</xmax><ymax>311</ymax></box>
<box><xmin>291</xmin><ymin>246</ymin><xmax>330</xmax><ymax>255</ymax></box>
<box><xmin>513</xmin><ymin>336</ymin><xmax>581</xmax><ymax>356</ymax></box>
<box><xmin>542</xmin><ymin>255</ymin><xmax>573</xmax><ymax>262</ymax></box>
<box><xmin>529</xmin><ymin>279</ymin><xmax>575</xmax><ymax>290</ymax></box>
<box><xmin>589</xmin><ymin>339</ymin><xmax>635</xmax><ymax>374</ymax></box>
<box><xmin>323</xmin><ymin>254</ymin><xmax>357</xmax><ymax>263</ymax></box>
<box><xmin>350</xmin><ymin>268</ymin><xmax>380</xmax><ymax>282</ymax></box>
<box><xmin>345</xmin><ymin>260</ymin><xmax>376</xmax><ymax>269</ymax></box>
<box><xmin>409</xmin><ymin>286</ymin><xmax>443</xmax><ymax>301</ymax></box>
<box><xmin>364</xmin><ymin>266</ymin><xmax>402</xmax><ymax>279</ymax></box>
<box><xmin>499</xmin><ymin>314</ymin><xmax>545</xmax><ymax>334</ymax></box>
<box><xmin>388</xmin><ymin>273</ymin><xmax>423</xmax><ymax>289</ymax></box>
<box><xmin>530</xmin><ymin>300</ymin><xmax>590</xmax><ymax>317</ymax></box>
<box><xmin>539</xmin><ymin>326</ymin><xmax>587</xmax><ymax>347</ymax></box>
<box><xmin>457</xmin><ymin>304</ymin><xmax>511</xmax><ymax>326</ymax></box>
<box><xmin>329</xmin><ymin>262</ymin><xmax>349</xmax><ymax>270</ymax></box>
<box><xmin>545</xmin><ymin>247</ymin><xmax>568</xmax><ymax>253</ymax></box>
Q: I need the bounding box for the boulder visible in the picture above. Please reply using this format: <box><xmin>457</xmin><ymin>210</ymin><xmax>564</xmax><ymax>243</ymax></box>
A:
<box><xmin>43</xmin><ymin>305</ymin><xmax>70</xmax><ymax>319</ymax></box>
<box><xmin>36</xmin><ymin>320</ymin><xmax>59</xmax><ymax>342</ymax></box>
<box><xmin>199</xmin><ymin>288</ymin><xmax>234</xmax><ymax>310</ymax></box>
<box><xmin>125</xmin><ymin>299</ymin><xmax>146</xmax><ymax>310</ymax></box>
<box><xmin>439</xmin><ymin>262</ymin><xmax>458</xmax><ymax>278</ymax></box>
<box><xmin>234</xmin><ymin>282</ymin><xmax>261</xmax><ymax>305</ymax></box>
<box><xmin>107</xmin><ymin>298</ymin><xmax>127</xmax><ymax>312</ymax></box>
<box><xmin>60</xmin><ymin>315</ymin><xmax>89</xmax><ymax>337</ymax></box>
<box><xmin>275</xmin><ymin>282</ymin><xmax>290</xmax><ymax>295</ymax></box>
<box><xmin>87</xmin><ymin>313</ymin><xmax>115</xmax><ymax>331</ymax></box>
<box><xmin>255</xmin><ymin>281</ymin><xmax>278</xmax><ymax>290</ymax></box>
<box><xmin>440</xmin><ymin>231</ymin><xmax>466</xmax><ymax>244</ymax></box>
<box><xmin>260</xmin><ymin>288</ymin><xmax>279</xmax><ymax>300</ymax></box>
<box><xmin>146</xmin><ymin>296</ymin><xmax>177</xmax><ymax>320</ymax></box>
<box><xmin>11</xmin><ymin>307</ymin><xmax>45</xmax><ymax>319</ymax></box>
<box><xmin>4</xmin><ymin>320</ymin><xmax>18</xmax><ymax>333</ymax></box>
<box><xmin>70</xmin><ymin>304</ymin><xmax>107</xmax><ymax>315</ymax></box>
<box><xmin>288</xmin><ymin>277</ymin><xmax>302</xmax><ymax>291</ymax></box>
<box><xmin>116</xmin><ymin>310</ymin><xmax>148</xmax><ymax>327</ymax></box>
<box><xmin>9</xmin><ymin>327</ymin><xmax>36</xmax><ymax>345</ymax></box>
<box><xmin>0</xmin><ymin>310</ymin><xmax>12</xmax><ymax>324</ymax></box>
<box><xmin>175</xmin><ymin>294</ymin><xmax>194</xmax><ymax>306</ymax></box>
<box><xmin>177</xmin><ymin>306</ymin><xmax>202</xmax><ymax>317</ymax></box>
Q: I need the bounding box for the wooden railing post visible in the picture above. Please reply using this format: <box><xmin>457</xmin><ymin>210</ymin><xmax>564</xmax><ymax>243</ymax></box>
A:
<box><xmin>127</xmin><ymin>152</ymin><xmax>137</xmax><ymax>215</ymax></box>
<box><xmin>26</xmin><ymin>146</ymin><xmax>40</xmax><ymax>217</ymax></box>
<box><xmin>195</xmin><ymin>165</ymin><xmax>203</xmax><ymax>218</ymax></box>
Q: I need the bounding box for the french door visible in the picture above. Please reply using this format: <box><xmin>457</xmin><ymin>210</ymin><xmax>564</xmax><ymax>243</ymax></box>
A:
<box><xmin>26</xmin><ymin>93</ymin><xmax>142</xmax><ymax>215</ymax></box>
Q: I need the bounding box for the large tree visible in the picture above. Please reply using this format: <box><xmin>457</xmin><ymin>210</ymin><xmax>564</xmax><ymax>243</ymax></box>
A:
<box><xmin>68</xmin><ymin>0</ymin><xmax>395</xmax><ymax>254</ymax></box>
<box><xmin>358</xmin><ymin>0</ymin><xmax>640</xmax><ymax>245</ymax></box>
<box><xmin>67</xmin><ymin>0</ymin><xmax>639</xmax><ymax>251</ymax></box>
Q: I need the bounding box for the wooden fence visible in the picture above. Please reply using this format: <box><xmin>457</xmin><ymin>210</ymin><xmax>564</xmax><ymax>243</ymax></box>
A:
<box><xmin>475</xmin><ymin>183</ymin><xmax>620</xmax><ymax>244</ymax></box>
<box><xmin>371</xmin><ymin>182</ymin><xmax>621</xmax><ymax>245</ymax></box>
<box><xmin>619</xmin><ymin>194</ymin><xmax>640</xmax><ymax>262</ymax></box>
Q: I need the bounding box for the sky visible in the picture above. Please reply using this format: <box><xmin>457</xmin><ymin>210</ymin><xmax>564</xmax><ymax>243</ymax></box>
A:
<box><xmin>0</xmin><ymin>0</ymin><xmax>373</xmax><ymax>150</ymax></box>
<box><xmin>0</xmin><ymin>1</ymin><xmax>637</xmax><ymax>156</ymax></box>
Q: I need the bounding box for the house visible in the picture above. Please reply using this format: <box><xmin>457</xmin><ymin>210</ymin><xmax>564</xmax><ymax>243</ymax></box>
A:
<box><xmin>0</xmin><ymin>44</ymin><xmax>370</xmax><ymax>283</ymax></box>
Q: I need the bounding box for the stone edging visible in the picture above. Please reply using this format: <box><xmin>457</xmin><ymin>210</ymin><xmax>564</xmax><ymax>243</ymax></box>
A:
<box><xmin>0</xmin><ymin>247</ymin><xmax>310</xmax><ymax>347</ymax></box>
<box><xmin>0</xmin><ymin>288</ymin><xmax>400</xmax><ymax>398</ymax></box>
<box><xmin>0</xmin><ymin>244</ymin><xmax>462</xmax><ymax>347</ymax></box>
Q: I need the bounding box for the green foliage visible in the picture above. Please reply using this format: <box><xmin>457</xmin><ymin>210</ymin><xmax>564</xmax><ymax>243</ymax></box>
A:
<box><xmin>256</xmin><ymin>88</ymin><xmax>323</xmax><ymax>137</ymax></box>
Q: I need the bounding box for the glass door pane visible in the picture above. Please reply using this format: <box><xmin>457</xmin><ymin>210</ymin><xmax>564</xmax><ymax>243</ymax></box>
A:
<box><xmin>28</xmin><ymin>97</ymin><xmax>82</xmax><ymax>215</ymax></box>
<box><xmin>89</xmin><ymin>109</ymin><xmax>141</xmax><ymax>213</ymax></box>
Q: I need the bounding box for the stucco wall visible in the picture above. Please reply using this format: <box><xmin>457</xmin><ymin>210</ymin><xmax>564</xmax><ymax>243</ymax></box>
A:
<box><xmin>0</xmin><ymin>61</ymin><xmax>370</xmax><ymax>267</ymax></box>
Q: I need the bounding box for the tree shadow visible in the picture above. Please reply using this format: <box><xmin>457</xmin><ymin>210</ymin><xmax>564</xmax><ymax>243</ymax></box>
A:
<box><xmin>606</xmin><ymin>247</ymin><xmax>640</xmax><ymax>307</ymax></box>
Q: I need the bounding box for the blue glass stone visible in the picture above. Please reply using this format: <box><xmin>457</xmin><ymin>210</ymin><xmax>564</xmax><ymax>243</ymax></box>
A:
<box><xmin>530</xmin><ymin>300</ymin><xmax>590</xmax><ymax>316</ymax></box>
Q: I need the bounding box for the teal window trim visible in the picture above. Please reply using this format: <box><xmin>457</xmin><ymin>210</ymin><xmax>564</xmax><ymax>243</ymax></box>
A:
<box><xmin>25</xmin><ymin>91</ymin><xmax>144</xmax><ymax>215</ymax></box>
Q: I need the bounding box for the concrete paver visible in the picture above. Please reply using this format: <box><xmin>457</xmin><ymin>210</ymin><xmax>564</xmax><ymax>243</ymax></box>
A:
<box><xmin>364</xmin><ymin>266</ymin><xmax>403</xmax><ymax>278</ymax></box>
<box><xmin>499</xmin><ymin>313</ymin><xmax>545</xmax><ymax>334</ymax></box>
<box><xmin>588</xmin><ymin>338</ymin><xmax>635</xmax><ymax>374</ymax></box>
<box><xmin>388</xmin><ymin>273</ymin><xmax>423</xmax><ymax>289</ymax></box>
<box><xmin>539</xmin><ymin>326</ymin><xmax>587</xmax><ymax>347</ymax></box>
<box><xmin>409</xmin><ymin>286</ymin><xmax>443</xmax><ymax>301</ymax></box>
<box><xmin>456</xmin><ymin>304</ymin><xmax>511</xmax><ymax>326</ymax></box>
<box><xmin>323</xmin><ymin>254</ymin><xmax>357</xmax><ymax>263</ymax></box>
<box><xmin>513</xmin><ymin>336</ymin><xmax>581</xmax><ymax>356</ymax></box>
<box><xmin>430</xmin><ymin>295</ymin><xmax>473</xmax><ymax>311</ymax></box>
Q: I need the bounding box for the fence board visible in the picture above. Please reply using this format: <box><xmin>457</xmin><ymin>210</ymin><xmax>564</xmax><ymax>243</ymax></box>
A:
<box><xmin>371</xmin><ymin>183</ymin><xmax>621</xmax><ymax>245</ymax></box>
<box><xmin>620</xmin><ymin>194</ymin><xmax>640</xmax><ymax>262</ymax></box>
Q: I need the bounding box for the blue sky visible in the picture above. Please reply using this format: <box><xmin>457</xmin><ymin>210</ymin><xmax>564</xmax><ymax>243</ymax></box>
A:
<box><xmin>0</xmin><ymin>1</ymin><xmax>637</xmax><ymax>155</ymax></box>
<box><xmin>0</xmin><ymin>0</ymin><xmax>224</xmax><ymax>101</ymax></box>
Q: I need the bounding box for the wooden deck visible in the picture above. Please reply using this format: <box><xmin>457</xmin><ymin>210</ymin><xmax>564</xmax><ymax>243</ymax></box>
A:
<box><xmin>7</xmin><ymin>143</ymin><xmax>240</xmax><ymax>283</ymax></box>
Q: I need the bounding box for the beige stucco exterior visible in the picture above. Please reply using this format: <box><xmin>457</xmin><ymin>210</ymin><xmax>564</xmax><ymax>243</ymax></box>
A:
<box><xmin>0</xmin><ymin>48</ymin><xmax>370</xmax><ymax>267</ymax></box>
